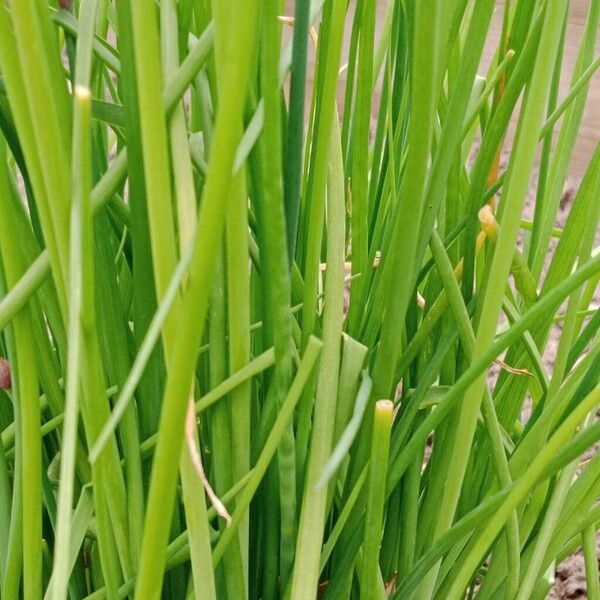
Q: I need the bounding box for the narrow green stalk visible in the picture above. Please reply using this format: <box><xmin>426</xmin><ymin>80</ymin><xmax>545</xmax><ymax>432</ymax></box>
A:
<box><xmin>180</xmin><ymin>426</ymin><xmax>218</xmax><ymax>600</ymax></box>
<box><xmin>14</xmin><ymin>317</ymin><xmax>41</xmax><ymax>600</ymax></box>
<box><xmin>129</xmin><ymin>0</ymin><xmax>178</xmax><ymax>327</ymax></box>
<box><xmin>50</xmin><ymin>2</ymin><xmax>97</xmax><ymax>595</ymax></box>
<box><xmin>9</xmin><ymin>0</ymin><xmax>72</xmax><ymax>301</ymax></box>
<box><xmin>51</xmin><ymin>84</ymin><xmax>93</xmax><ymax>600</ymax></box>
<box><xmin>208</xmin><ymin>249</ymin><xmax>246</xmax><ymax>600</ymax></box>
<box><xmin>319</xmin><ymin>466</ymin><xmax>368</xmax><ymax>571</ymax></box>
<box><xmin>0</xmin><ymin>254</ymin><xmax>50</xmax><ymax>332</ymax></box>
<box><xmin>397</xmin><ymin>438</ymin><xmax>421</xmax><ymax>580</ymax></box>
<box><xmin>254</xmin><ymin>3</ymin><xmax>296</xmax><ymax>588</ymax></box>
<box><xmin>225</xmin><ymin>170</ymin><xmax>252</xmax><ymax>584</ymax></box>
<box><xmin>0</xmin><ymin>9</ymin><xmax>67</xmax><ymax>313</ymax></box>
<box><xmin>540</xmin><ymin>53</ymin><xmax>600</xmax><ymax>139</ymax></box>
<box><xmin>0</xmin><ymin>406</ymin><xmax>10</xmax><ymax>581</ymax></box>
<box><xmin>361</xmin><ymin>400</ymin><xmax>393</xmax><ymax>600</ymax></box>
<box><xmin>582</xmin><ymin>524</ymin><xmax>600</xmax><ymax>600</ymax></box>
<box><xmin>346</xmin><ymin>0</ymin><xmax>376</xmax><ymax>333</ymax></box>
<box><xmin>290</xmin><ymin>115</ymin><xmax>346</xmax><ymax>600</ymax></box>
<box><xmin>161</xmin><ymin>0</ymin><xmax>197</xmax><ymax>251</ymax></box>
<box><xmin>0</xmin><ymin>146</ymin><xmax>42</xmax><ymax>600</ymax></box>
<box><xmin>299</xmin><ymin>0</ymin><xmax>346</xmax><ymax>350</ymax></box>
<box><xmin>283</xmin><ymin>0</ymin><xmax>310</xmax><ymax>260</ymax></box>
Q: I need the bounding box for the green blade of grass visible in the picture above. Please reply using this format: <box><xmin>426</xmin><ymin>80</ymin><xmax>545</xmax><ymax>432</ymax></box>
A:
<box><xmin>290</xmin><ymin>103</ymin><xmax>346</xmax><ymax>600</ymax></box>
<box><xmin>283</xmin><ymin>0</ymin><xmax>310</xmax><ymax>261</ymax></box>
<box><xmin>582</xmin><ymin>525</ymin><xmax>600</xmax><ymax>600</ymax></box>
<box><xmin>360</xmin><ymin>400</ymin><xmax>393</xmax><ymax>600</ymax></box>
<box><xmin>50</xmin><ymin>2</ymin><xmax>97</xmax><ymax>595</ymax></box>
<box><xmin>346</xmin><ymin>0</ymin><xmax>376</xmax><ymax>333</ymax></box>
<box><xmin>0</xmin><ymin>137</ymin><xmax>42</xmax><ymax>600</ymax></box>
<box><xmin>253</xmin><ymin>3</ymin><xmax>297</xmax><ymax>587</ymax></box>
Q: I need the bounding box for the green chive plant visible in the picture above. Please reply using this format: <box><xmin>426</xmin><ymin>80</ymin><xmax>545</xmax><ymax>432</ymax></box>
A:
<box><xmin>0</xmin><ymin>0</ymin><xmax>599</xmax><ymax>598</ymax></box>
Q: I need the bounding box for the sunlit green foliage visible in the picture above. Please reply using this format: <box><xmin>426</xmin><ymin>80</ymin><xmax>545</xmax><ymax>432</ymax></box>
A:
<box><xmin>0</xmin><ymin>0</ymin><xmax>599</xmax><ymax>598</ymax></box>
